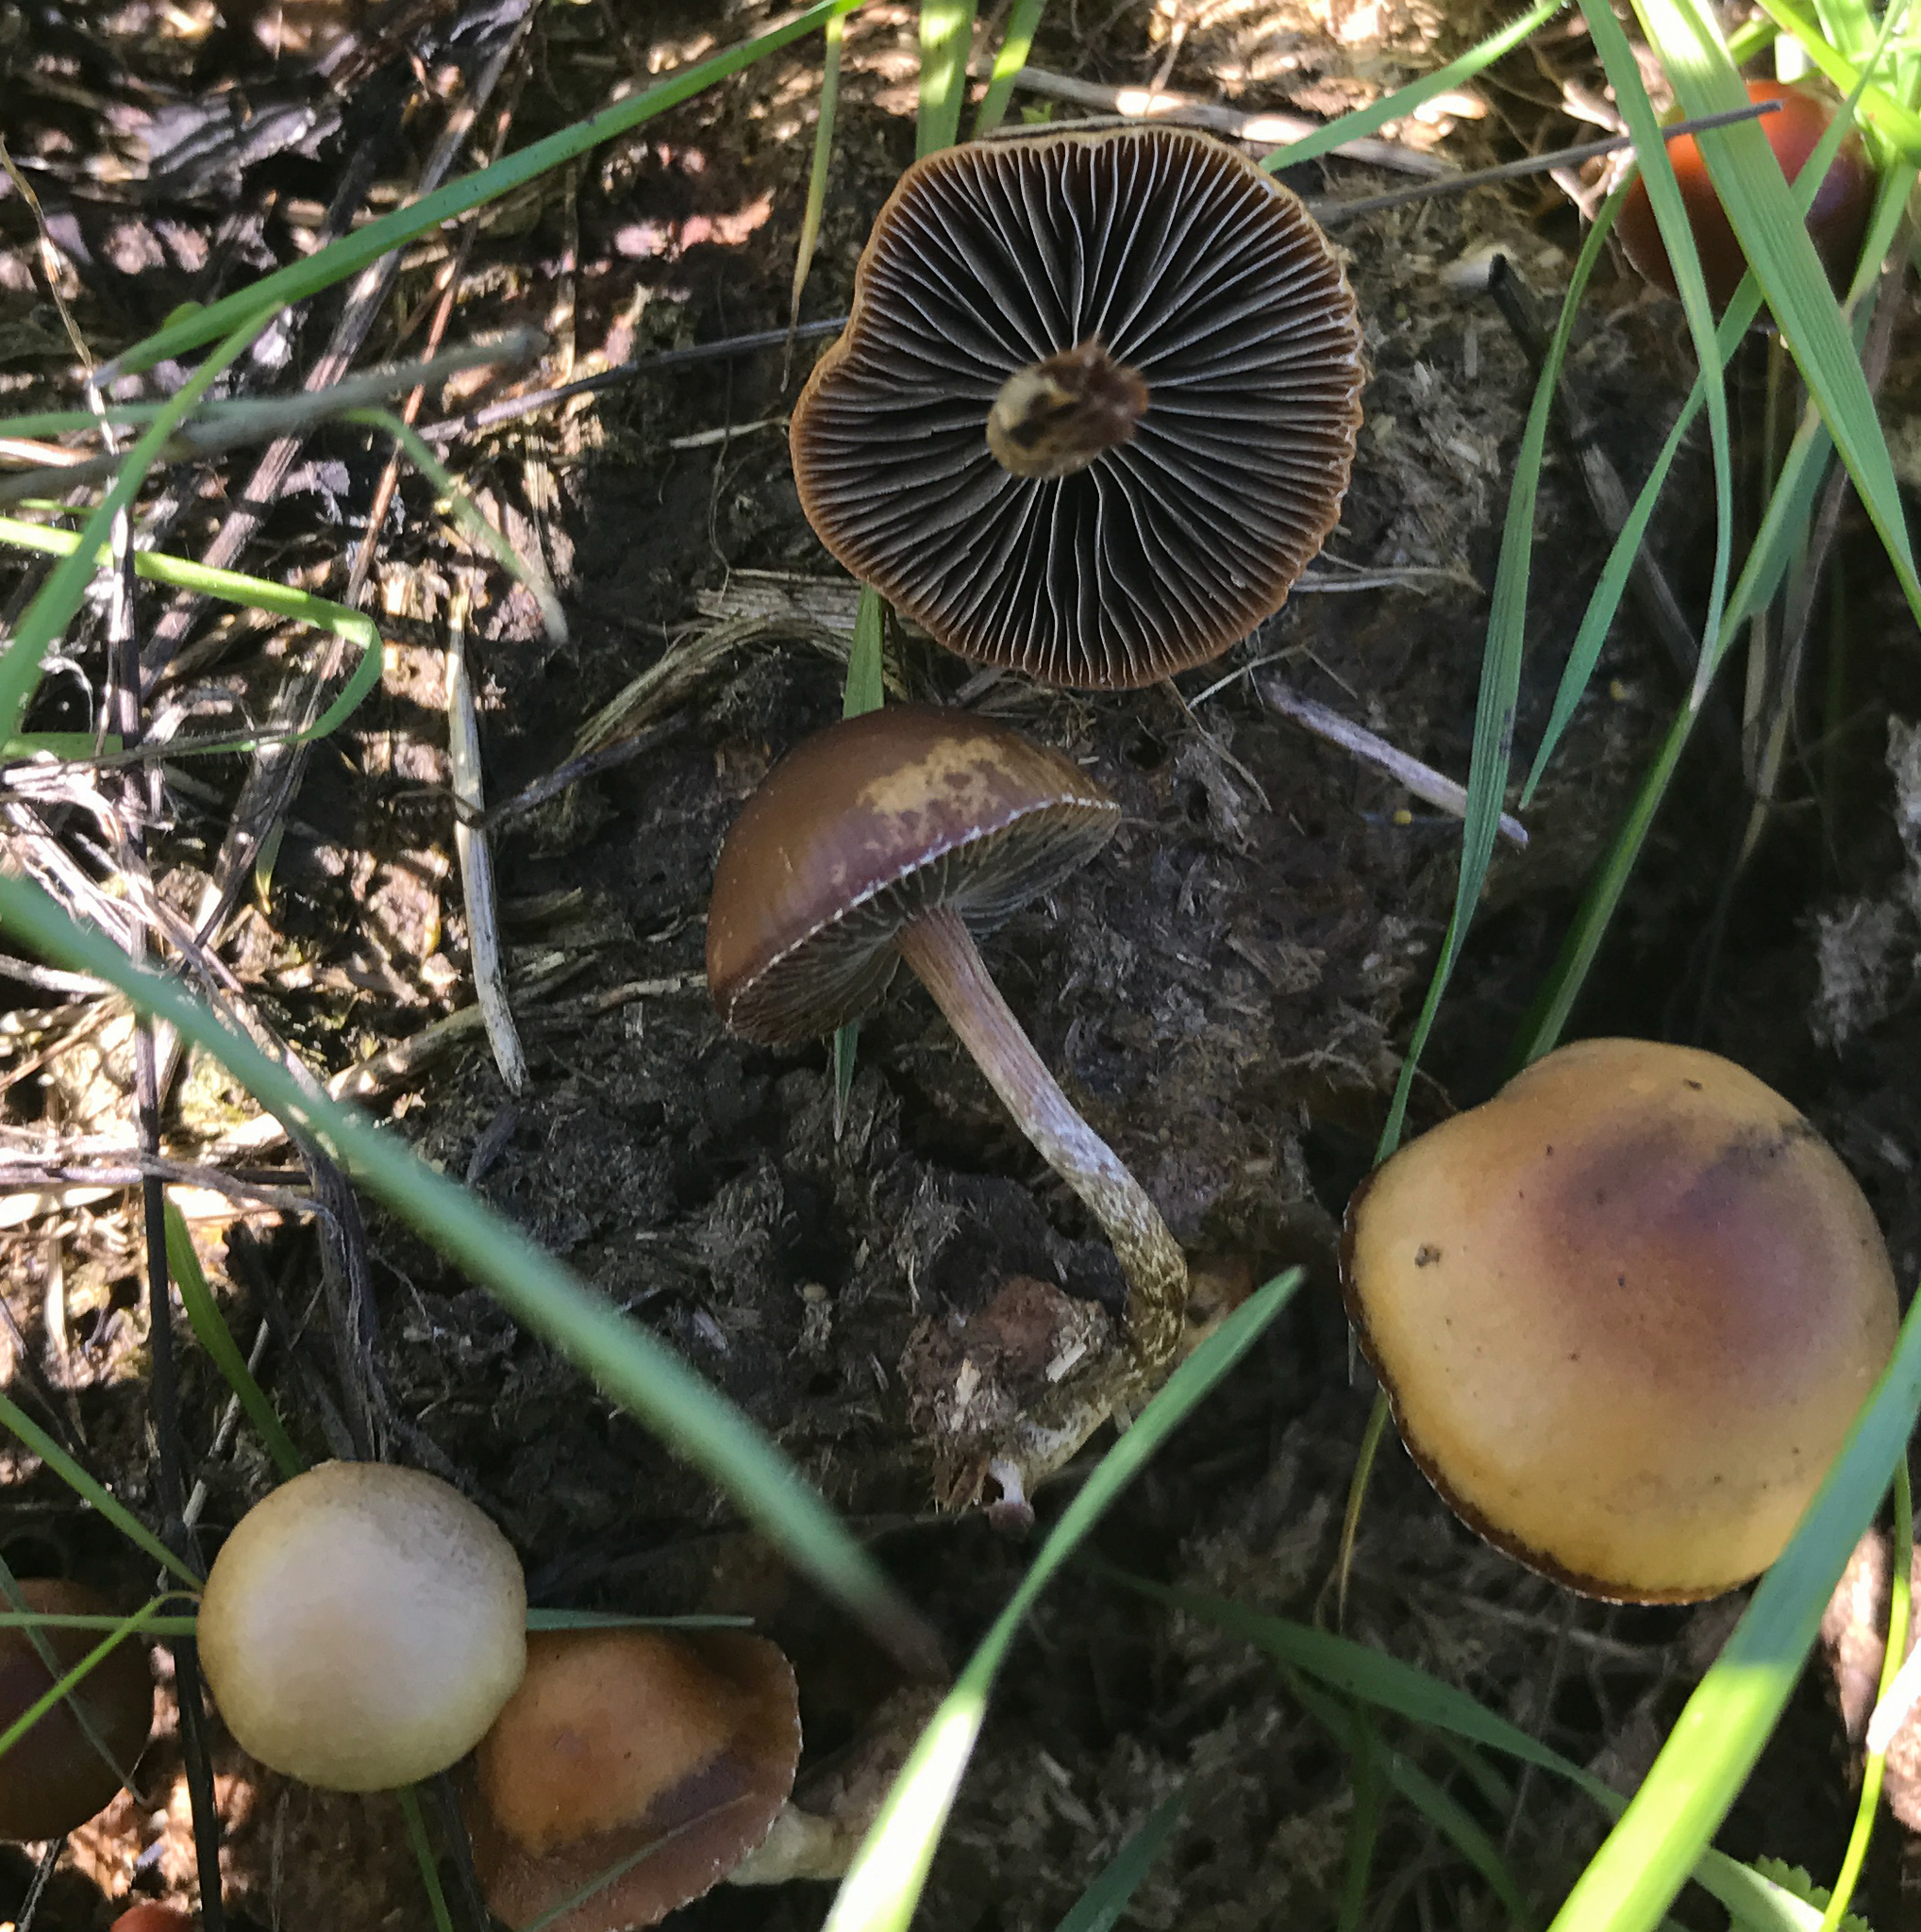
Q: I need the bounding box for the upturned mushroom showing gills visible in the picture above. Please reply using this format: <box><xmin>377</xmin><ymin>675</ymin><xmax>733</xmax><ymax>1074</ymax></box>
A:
<box><xmin>708</xmin><ymin>705</ymin><xmax>1186</xmax><ymax>1482</ymax></box>
<box><xmin>789</xmin><ymin>127</ymin><xmax>1364</xmax><ymax>689</ymax></box>
<box><xmin>1342</xmin><ymin>1039</ymin><xmax>1899</xmax><ymax>1603</ymax></box>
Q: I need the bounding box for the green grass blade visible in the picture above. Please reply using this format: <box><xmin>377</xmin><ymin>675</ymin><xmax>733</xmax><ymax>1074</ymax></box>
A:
<box><xmin>917</xmin><ymin>1</ymin><xmax>978</xmax><ymax>158</ymax></box>
<box><xmin>1633</xmin><ymin>0</ymin><xmax>1921</xmax><ymax>632</ymax></box>
<box><xmin>1372</xmin><ymin>171</ymin><xmax>1614</xmax><ymax>1158</ymax></box>
<box><xmin>0</xmin><ymin>1611</ymin><xmax>196</xmax><ymax>1635</ymax></box>
<box><xmin>1546</xmin><ymin>1284</ymin><xmax>1921</xmax><ymax>1932</ymax></box>
<box><xmin>1336</xmin><ymin>1710</ymin><xmax>1387</xmax><ymax>1932</ymax></box>
<box><xmin>0</xmin><ymin>303</ymin><xmax>282</xmax><ymax>743</ymax></box>
<box><xmin>1751</xmin><ymin>0</ymin><xmax>1921</xmax><ymax>158</ymax></box>
<box><xmin>1108</xmin><ymin>1572</ymin><xmax>1823</xmax><ymax>1931</ymax></box>
<box><xmin>397</xmin><ymin>1784</ymin><xmax>458</xmax><ymax>1932</ymax></box>
<box><xmin>822</xmin><ymin>1270</ymin><xmax>1303</xmax><ymax>1932</ymax></box>
<box><xmin>1261</xmin><ymin>0</ymin><xmax>1564</xmax><ymax>174</ymax></box>
<box><xmin>101</xmin><ymin>0</ymin><xmax>865</xmax><ymax>379</ymax></box>
<box><xmin>0</xmin><ymin>512</ymin><xmax>384</xmax><ymax>758</ymax></box>
<box><xmin>1512</xmin><ymin>157</ymin><xmax>1915</xmax><ymax>1063</ymax></box>
<box><xmin>1820</xmin><ymin>1463</ymin><xmax>1911</xmax><ymax>1931</ymax></box>
<box><xmin>0</xmin><ymin>1388</ymin><xmax>202</xmax><ymax>1587</ymax></box>
<box><xmin>165</xmin><ymin>1199</ymin><xmax>304</xmax><ymax>1480</ymax></box>
<box><xmin>974</xmin><ymin>0</ymin><xmax>1045</xmax><ymax>138</ymax></box>
<box><xmin>0</xmin><ymin>872</ymin><xmax>927</xmax><ymax>1661</ymax></box>
<box><xmin>1052</xmin><ymin>1787</ymin><xmax>1187</xmax><ymax>1932</ymax></box>
<box><xmin>792</xmin><ymin>13</ymin><xmax>846</xmax><ymax>321</ymax></box>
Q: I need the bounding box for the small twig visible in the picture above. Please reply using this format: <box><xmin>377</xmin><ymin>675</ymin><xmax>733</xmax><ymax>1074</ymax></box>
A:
<box><xmin>447</xmin><ymin>577</ymin><xmax>527</xmax><ymax>1095</ymax></box>
<box><xmin>415</xmin><ymin>318</ymin><xmax>848</xmax><ymax>443</ymax></box>
<box><xmin>1258</xmin><ymin>678</ymin><xmax>1528</xmax><ymax>846</ymax></box>
<box><xmin>1006</xmin><ymin>68</ymin><xmax>1453</xmax><ymax>176</ymax></box>
<box><xmin>0</xmin><ymin>333</ymin><xmax>546</xmax><ymax>508</ymax></box>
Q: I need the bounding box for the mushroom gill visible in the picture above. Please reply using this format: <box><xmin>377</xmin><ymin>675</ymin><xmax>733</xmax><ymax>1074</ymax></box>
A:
<box><xmin>790</xmin><ymin>126</ymin><xmax>1365</xmax><ymax>690</ymax></box>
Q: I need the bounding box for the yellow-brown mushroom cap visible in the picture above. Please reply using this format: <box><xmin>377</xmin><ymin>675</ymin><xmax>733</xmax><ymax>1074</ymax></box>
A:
<box><xmin>789</xmin><ymin>127</ymin><xmax>1363</xmax><ymax>689</ymax></box>
<box><xmin>1341</xmin><ymin>1038</ymin><xmax>1899</xmax><ymax>1602</ymax></box>
<box><xmin>464</xmin><ymin>1627</ymin><xmax>801</xmax><ymax>1932</ymax></box>
<box><xmin>0</xmin><ymin>1578</ymin><xmax>154</xmax><ymax>1841</ymax></box>
<box><xmin>707</xmin><ymin>704</ymin><xmax>1118</xmax><ymax>1045</ymax></box>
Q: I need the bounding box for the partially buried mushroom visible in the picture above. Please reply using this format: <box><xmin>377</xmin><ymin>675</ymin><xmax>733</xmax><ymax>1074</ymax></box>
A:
<box><xmin>708</xmin><ymin>704</ymin><xmax>1185</xmax><ymax>1496</ymax></box>
<box><xmin>790</xmin><ymin>126</ymin><xmax>1364</xmax><ymax>689</ymax></box>
<box><xmin>1343</xmin><ymin>1039</ymin><xmax>1900</xmax><ymax>1602</ymax></box>
<box><xmin>462</xmin><ymin>1626</ymin><xmax>801</xmax><ymax>1932</ymax></box>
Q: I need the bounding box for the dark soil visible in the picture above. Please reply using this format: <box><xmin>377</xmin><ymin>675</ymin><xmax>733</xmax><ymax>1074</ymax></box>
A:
<box><xmin>3</xmin><ymin>2</ymin><xmax>1920</xmax><ymax>1929</ymax></box>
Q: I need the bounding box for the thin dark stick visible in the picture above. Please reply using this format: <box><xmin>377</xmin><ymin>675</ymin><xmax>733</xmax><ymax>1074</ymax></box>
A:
<box><xmin>94</xmin><ymin>387</ymin><xmax>229</xmax><ymax>1932</ymax></box>
<box><xmin>1311</xmin><ymin>97</ymin><xmax>1783</xmax><ymax>225</ymax></box>
<box><xmin>415</xmin><ymin>319</ymin><xmax>847</xmax><ymax>443</ymax></box>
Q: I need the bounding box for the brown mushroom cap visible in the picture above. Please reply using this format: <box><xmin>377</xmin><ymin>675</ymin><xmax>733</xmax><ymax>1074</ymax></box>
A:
<box><xmin>197</xmin><ymin>1460</ymin><xmax>526</xmax><ymax>1791</ymax></box>
<box><xmin>790</xmin><ymin>126</ymin><xmax>1363</xmax><ymax>689</ymax></box>
<box><xmin>463</xmin><ymin>1626</ymin><xmax>801</xmax><ymax>1932</ymax></box>
<box><xmin>707</xmin><ymin>704</ymin><xmax>1118</xmax><ymax>1044</ymax></box>
<box><xmin>0</xmin><ymin>1578</ymin><xmax>154</xmax><ymax>1840</ymax></box>
<box><xmin>1342</xmin><ymin>1038</ymin><xmax>1900</xmax><ymax>1603</ymax></box>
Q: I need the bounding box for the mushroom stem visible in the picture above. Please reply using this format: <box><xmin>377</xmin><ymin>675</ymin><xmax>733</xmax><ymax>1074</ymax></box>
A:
<box><xmin>985</xmin><ymin>341</ymin><xmax>1148</xmax><ymax>479</ymax></box>
<box><xmin>894</xmin><ymin>904</ymin><xmax>1186</xmax><ymax>1374</ymax></box>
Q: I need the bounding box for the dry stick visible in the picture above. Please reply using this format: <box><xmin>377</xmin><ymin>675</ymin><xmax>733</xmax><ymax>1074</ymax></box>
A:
<box><xmin>1005</xmin><ymin>67</ymin><xmax>1453</xmax><ymax>176</ymax></box>
<box><xmin>448</xmin><ymin>575</ymin><xmax>527</xmax><ymax>1093</ymax></box>
<box><xmin>1258</xmin><ymin>679</ymin><xmax>1529</xmax><ymax>846</ymax></box>
<box><xmin>88</xmin><ymin>383</ymin><xmax>229</xmax><ymax>1932</ymax></box>
<box><xmin>416</xmin><ymin>317</ymin><xmax>849</xmax><ymax>444</ymax></box>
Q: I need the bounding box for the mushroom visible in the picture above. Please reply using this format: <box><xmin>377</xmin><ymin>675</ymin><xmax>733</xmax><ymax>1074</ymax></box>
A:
<box><xmin>1615</xmin><ymin>78</ymin><xmax>1876</xmax><ymax>312</ymax></box>
<box><xmin>461</xmin><ymin>1625</ymin><xmax>801</xmax><ymax>1932</ymax></box>
<box><xmin>789</xmin><ymin>126</ymin><xmax>1364</xmax><ymax>689</ymax></box>
<box><xmin>707</xmin><ymin>704</ymin><xmax>1186</xmax><ymax>1492</ymax></box>
<box><xmin>196</xmin><ymin>1460</ymin><xmax>526</xmax><ymax>1790</ymax></box>
<box><xmin>1342</xmin><ymin>1038</ymin><xmax>1900</xmax><ymax>1602</ymax></box>
<box><xmin>0</xmin><ymin>1577</ymin><xmax>154</xmax><ymax>1840</ymax></box>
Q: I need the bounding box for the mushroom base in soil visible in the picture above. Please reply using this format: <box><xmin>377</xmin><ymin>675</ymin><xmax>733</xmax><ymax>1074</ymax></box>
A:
<box><xmin>707</xmin><ymin>704</ymin><xmax>1188</xmax><ymax>1506</ymax></box>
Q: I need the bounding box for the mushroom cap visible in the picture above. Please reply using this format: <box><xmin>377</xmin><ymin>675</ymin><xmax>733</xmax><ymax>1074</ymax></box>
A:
<box><xmin>464</xmin><ymin>1626</ymin><xmax>801</xmax><ymax>1932</ymax></box>
<box><xmin>0</xmin><ymin>1578</ymin><xmax>154</xmax><ymax>1840</ymax></box>
<box><xmin>1616</xmin><ymin>79</ymin><xmax>1875</xmax><ymax>310</ymax></box>
<box><xmin>707</xmin><ymin>704</ymin><xmax>1118</xmax><ymax>1045</ymax></box>
<box><xmin>197</xmin><ymin>1460</ymin><xmax>526</xmax><ymax>1790</ymax></box>
<box><xmin>1342</xmin><ymin>1039</ymin><xmax>1900</xmax><ymax>1602</ymax></box>
<box><xmin>790</xmin><ymin>127</ymin><xmax>1364</xmax><ymax>689</ymax></box>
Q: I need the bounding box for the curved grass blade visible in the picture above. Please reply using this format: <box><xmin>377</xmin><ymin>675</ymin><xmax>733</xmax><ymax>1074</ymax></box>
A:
<box><xmin>1372</xmin><ymin>182</ymin><xmax>1615</xmax><ymax>1158</ymax></box>
<box><xmin>974</xmin><ymin>0</ymin><xmax>1046</xmax><ymax>139</ymax></box>
<box><xmin>0</xmin><ymin>513</ymin><xmax>384</xmax><ymax>758</ymax></box>
<box><xmin>917</xmin><ymin>2</ymin><xmax>978</xmax><ymax>158</ymax></box>
<box><xmin>1261</xmin><ymin>0</ymin><xmax>1564</xmax><ymax>175</ymax></box>
<box><xmin>165</xmin><ymin>1199</ymin><xmax>304</xmax><ymax>1480</ymax></box>
<box><xmin>1820</xmin><ymin>1464</ymin><xmax>1911</xmax><ymax>1931</ymax></box>
<box><xmin>1053</xmin><ymin>1787</ymin><xmax>1187</xmax><ymax>1932</ymax></box>
<box><xmin>821</xmin><ymin>1270</ymin><xmax>1303</xmax><ymax>1932</ymax></box>
<box><xmin>1632</xmin><ymin>0</ymin><xmax>1921</xmax><ymax>632</ymax></box>
<box><xmin>0</xmin><ymin>303</ymin><xmax>282</xmax><ymax>743</ymax></box>
<box><xmin>104</xmin><ymin>0</ymin><xmax>866</xmax><ymax>379</ymax></box>
<box><xmin>0</xmin><ymin>872</ymin><xmax>928</xmax><ymax>1666</ymax></box>
<box><xmin>397</xmin><ymin>1784</ymin><xmax>457</xmax><ymax>1932</ymax></box>
<box><xmin>792</xmin><ymin>13</ymin><xmax>846</xmax><ymax>322</ymax></box>
<box><xmin>1106</xmin><ymin>1571</ymin><xmax>1824</xmax><ymax>1932</ymax></box>
<box><xmin>0</xmin><ymin>1388</ymin><xmax>202</xmax><ymax>1588</ymax></box>
<box><xmin>0</xmin><ymin>1594</ymin><xmax>166</xmax><ymax>1769</ymax></box>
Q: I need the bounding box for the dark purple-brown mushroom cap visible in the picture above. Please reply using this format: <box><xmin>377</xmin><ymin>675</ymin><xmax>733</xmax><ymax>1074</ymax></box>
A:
<box><xmin>789</xmin><ymin>126</ymin><xmax>1364</xmax><ymax>689</ymax></box>
<box><xmin>707</xmin><ymin>704</ymin><xmax>1118</xmax><ymax>1043</ymax></box>
<box><xmin>0</xmin><ymin>1578</ymin><xmax>154</xmax><ymax>1841</ymax></box>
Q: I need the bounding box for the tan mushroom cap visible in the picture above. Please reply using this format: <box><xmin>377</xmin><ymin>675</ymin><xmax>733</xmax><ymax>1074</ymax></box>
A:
<box><xmin>197</xmin><ymin>1461</ymin><xmax>526</xmax><ymax>1790</ymax></box>
<box><xmin>0</xmin><ymin>1578</ymin><xmax>154</xmax><ymax>1840</ymax></box>
<box><xmin>1342</xmin><ymin>1038</ymin><xmax>1900</xmax><ymax>1602</ymax></box>
<box><xmin>464</xmin><ymin>1627</ymin><xmax>801</xmax><ymax>1932</ymax></box>
<box><xmin>707</xmin><ymin>704</ymin><xmax>1118</xmax><ymax>1044</ymax></box>
<box><xmin>790</xmin><ymin>127</ymin><xmax>1363</xmax><ymax>689</ymax></box>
